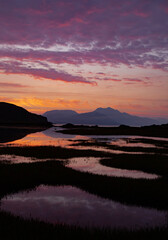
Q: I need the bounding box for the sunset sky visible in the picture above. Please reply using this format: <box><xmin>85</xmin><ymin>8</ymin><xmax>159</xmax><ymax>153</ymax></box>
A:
<box><xmin>0</xmin><ymin>0</ymin><xmax>168</xmax><ymax>118</ymax></box>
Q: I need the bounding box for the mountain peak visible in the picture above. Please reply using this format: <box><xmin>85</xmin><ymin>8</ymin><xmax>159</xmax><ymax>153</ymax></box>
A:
<box><xmin>43</xmin><ymin>107</ymin><xmax>161</xmax><ymax>126</ymax></box>
<box><xmin>95</xmin><ymin>107</ymin><xmax>119</xmax><ymax>113</ymax></box>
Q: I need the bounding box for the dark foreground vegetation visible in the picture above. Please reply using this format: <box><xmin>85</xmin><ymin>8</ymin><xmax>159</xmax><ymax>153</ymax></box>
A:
<box><xmin>0</xmin><ymin>211</ymin><xmax>168</xmax><ymax>240</ymax></box>
<box><xmin>0</xmin><ymin>148</ymin><xmax>168</xmax><ymax>210</ymax></box>
<box><xmin>70</xmin><ymin>139</ymin><xmax>168</xmax><ymax>154</ymax></box>
<box><xmin>100</xmin><ymin>154</ymin><xmax>168</xmax><ymax>176</ymax></box>
<box><xmin>59</xmin><ymin>123</ymin><xmax>168</xmax><ymax>138</ymax></box>
<box><xmin>0</xmin><ymin>145</ymin><xmax>110</xmax><ymax>159</ymax></box>
<box><xmin>0</xmin><ymin>141</ymin><xmax>168</xmax><ymax>239</ymax></box>
<box><xmin>124</xmin><ymin>138</ymin><xmax>168</xmax><ymax>148</ymax></box>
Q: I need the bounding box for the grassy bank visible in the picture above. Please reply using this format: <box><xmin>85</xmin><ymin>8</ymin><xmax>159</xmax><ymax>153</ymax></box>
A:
<box><xmin>100</xmin><ymin>154</ymin><xmax>168</xmax><ymax>176</ymax></box>
<box><xmin>70</xmin><ymin>139</ymin><xmax>168</xmax><ymax>154</ymax></box>
<box><xmin>124</xmin><ymin>138</ymin><xmax>168</xmax><ymax>147</ymax></box>
<box><xmin>0</xmin><ymin>145</ymin><xmax>110</xmax><ymax>159</ymax></box>
<box><xmin>58</xmin><ymin>124</ymin><xmax>168</xmax><ymax>138</ymax></box>
<box><xmin>0</xmin><ymin>159</ymin><xmax>168</xmax><ymax>210</ymax></box>
<box><xmin>1</xmin><ymin>143</ymin><xmax>168</xmax><ymax>239</ymax></box>
<box><xmin>0</xmin><ymin>211</ymin><xmax>168</xmax><ymax>240</ymax></box>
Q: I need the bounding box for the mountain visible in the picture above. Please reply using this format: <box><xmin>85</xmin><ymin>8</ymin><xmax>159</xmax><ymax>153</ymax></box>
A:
<box><xmin>0</xmin><ymin>102</ymin><xmax>51</xmax><ymax>126</ymax></box>
<box><xmin>43</xmin><ymin>107</ymin><xmax>162</xmax><ymax>126</ymax></box>
<box><xmin>43</xmin><ymin>110</ymin><xmax>78</xmax><ymax>124</ymax></box>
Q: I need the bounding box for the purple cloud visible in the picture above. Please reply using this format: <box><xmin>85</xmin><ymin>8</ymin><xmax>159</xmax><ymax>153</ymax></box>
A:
<box><xmin>0</xmin><ymin>60</ymin><xmax>94</xmax><ymax>85</ymax></box>
<box><xmin>0</xmin><ymin>0</ymin><xmax>167</xmax><ymax>84</ymax></box>
<box><xmin>123</xmin><ymin>78</ymin><xmax>144</xmax><ymax>82</ymax></box>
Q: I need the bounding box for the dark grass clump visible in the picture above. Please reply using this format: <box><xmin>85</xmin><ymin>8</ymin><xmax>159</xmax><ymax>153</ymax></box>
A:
<box><xmin>0</xmin><ymin>211</ymin><xmax>168</xmax><ymax>240</ymax></box>
<box><xmin>126</xmin><ymin>138</ymin><xmax>168</xmax><ymax>148</ymax></box>
<box><xmin>58</xmin><ymin>124</ymin><xmax>168</xmax><ymax>138</ymax></box>
<box><xmin>70</xmin><ymin>139</ymin><xmax>168</xmax><ymax>154</ymax></box>
<box><xmin>0</xmin><ymin>145</ymin><xmax>110</xmax><ymax>159</ymax></box>
<box><xmin>0</xmin><ymin>160</ymin><xmax>168</xmax><ymax>210</ymax></box>
<box><xmin>100</xmin><ymin>154</ymin><xmax>168</xmax><ymax>176</ymax></box>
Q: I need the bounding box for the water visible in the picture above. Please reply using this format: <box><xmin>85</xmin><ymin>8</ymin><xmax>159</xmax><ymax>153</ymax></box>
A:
<box><xmin>110</xmin><ymin>139</ymin><xmax>156</xmax><ymax>148</ymax></box>
<box><xmin>5</xmin><ymin>127</ymin><xmax>88</xmax><ymax>147</ymax></box>
<box><xmin>0</xmin><ymin>155</ymin><xmax>159</xmax><ymax>179</ymax></box>
<box><xmin>0</xmin><ymin>185</ymin><xmax>166</xmax><ymax>229</ymax></box>
<box><xmin>0</xmin><ymin>127</ymin><xmax>167</xmax><ymax>230</ymax></box>
<box><xmin>0</xmin><ymin>127</ymin><xmax>162</xmax><ymax>179</ymax></box>
<box><xmin>3</xmin><ymin>126</ymin><xmax>167</xmax><ymax>147</ymax></box>
<box><xmin>66</xmin><ymin>157</ymin><xmax>159</xmax><ymax>179</ymax></box>
<box><xmin>0</xmin><ymin>154</ymin><xmax>37</xmax><ymax>164</ymax></box>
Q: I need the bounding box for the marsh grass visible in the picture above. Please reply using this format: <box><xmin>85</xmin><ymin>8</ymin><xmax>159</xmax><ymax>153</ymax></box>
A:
<box><xmin>100</xmin><ymin>154</ymin><xmax>168</xmax><ymax>176</ymax></box>
<box><xmin>126</xmin><ymin>138</ymin><xmax>168</xmax><ymax>148</ymax></box>
<box><xmin>1</xmin><ymin>211</ymin><xmax>168</xmax><ymax>240</ymax></box>
<box><xmin>70</xmin><ymin>139</ymin><xmax>168</xmax><ymax>154</ymax></box>
<box><xmin>58</xmin><ymin>124</ymin><xmax>168</xmax><ymax>138</ymax></box>
<box><xmin>0</xmin><ymin>159</ymin><xmax>168</xmax><ymax>210</ymax></box>
<box><xmin>1</xmin><ymin>143</ymin><xmax>168</xmax><ymax>239</ymax></box>
<box><xmin>0</xmin><ymin>145</ymin><xmax>110</xmax><ymax>159</ymax></box>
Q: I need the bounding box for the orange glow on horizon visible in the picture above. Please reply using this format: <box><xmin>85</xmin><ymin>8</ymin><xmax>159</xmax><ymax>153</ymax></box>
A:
<box><xmin>0</xmin><ymin>96</ymin><xmax>168</xmax><ymax>118</ymax></box>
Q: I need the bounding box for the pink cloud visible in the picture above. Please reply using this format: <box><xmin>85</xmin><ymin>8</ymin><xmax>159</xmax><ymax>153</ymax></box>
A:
<box><xmin>103</xmin><ymin>78</ymin><xmax>122</xmax><ymax>82</ymax></box>
<box><xmin>0</xmin><ymin>61</ymin><xmax>95</xmax><ymax>85</ymax></box>
<box><xmin>123</xmin><ymin>78</ymin><xmax>143</xmax><ymax>82</ymax></box>
<box><xmin>0</xmin><ymin>0</ymin><xmax>167</xmax><ymax>77</ymax></box>
<box><xmin>0</xmin><ymin>82</ymin><xmax>28</xmax><ymax>88</ymax></box>
<box><xmin>1</xmin><ymin>45</ymin><xmax>167</xmax><ymax>72</ymax></box>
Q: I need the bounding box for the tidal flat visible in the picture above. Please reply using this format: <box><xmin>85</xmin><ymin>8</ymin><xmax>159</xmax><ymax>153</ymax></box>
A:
<box><xmin>0</xmin><ymin>126</ymin><xmax>168</xmax><ymax>239</ymax></box>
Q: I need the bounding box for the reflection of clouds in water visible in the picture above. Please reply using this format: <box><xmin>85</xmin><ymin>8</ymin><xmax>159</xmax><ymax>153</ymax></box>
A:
<box><xmin>0</xmin><ymin>154</ymin><xmax>62</xmax><ymax>164</ymax></box>
<box><xmin>110</xmin><ymin>139</ymin><xmax>156</xmax><ymax>148</ymax></box>
<box><xmin>8</xmin><ymin>127</ymin><xmax>88</xmax><ymax>146</ymax></box>
<box><xmin>0</xmin><ymin>154</ymin><xmax>159</xmax><ymax>179</ymax></box>
<box><xmin>3</xmin><ymin>126</ymin><xmax>167</xmax><ymax>149</ymax></box>
<box><xmin>42</xmin><ymin>127</ymin><xmax>78</xmax><ymax>139</ymax></box>
<box><xmin>66</xmin><ymin>157</ymin><xmax>159</xmax><ymax>179</ymax></box>
<box><xmin>0</xmin><ymin>185</ymin><xmax>166</xmax><ymax>229</ymax></box>
<box><xmin>0</xmin><ymin>154</ymin><xmax>35</xmax><ymax>164</ymax></box>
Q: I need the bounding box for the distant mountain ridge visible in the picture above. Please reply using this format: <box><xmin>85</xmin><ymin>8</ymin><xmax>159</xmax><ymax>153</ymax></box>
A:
<box><xmin>43</xmin><ymin>107</ymin><xmax>166</xmax><ymax>126</ymax></box>
<box><xmin>0</xmin><ymin>102</ymin><xmax>51</xmax><ymax>126</ymax></box>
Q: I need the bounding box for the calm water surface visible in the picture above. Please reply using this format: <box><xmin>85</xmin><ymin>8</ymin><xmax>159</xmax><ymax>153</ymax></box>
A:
<box><xmin>0</xmin><ymin>155</ymin><xmax>159</xmax><ymax>179</ymax></box>
<box><xmin>0</xmin><ymin>185</ymin><xmax>166</xmax><ymax>229</ymax></box>
<box><xmin>0</xmin><ymin>127</ymin><xmax>162</xmax><ymax>178</ymax></box>
<box><xmin>1</xmin><ymin>127</ymin><xmax>167</xmax><ymax>229</ymax></box>
<box><xmin>66</xmin><ymin>157</ymin><xmax>159</xmax><ymax>179</ymax></box>
<box><xmin>4</xmin><ymin>126</ymin><xmax>167</xmax><ymax>147</ymax></box>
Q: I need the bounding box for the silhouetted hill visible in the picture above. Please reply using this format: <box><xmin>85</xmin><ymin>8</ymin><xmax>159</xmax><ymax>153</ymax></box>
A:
<box><xmin>43</xmin><ymin>107</ymin><xmax>161</xmax><ymax>126</ymax></box>
<box><xmin>0</xmin><ymin>102</ymin><xmax>51</xmax><ymax>126</ymax></box>
<box><xmin>43</xmin><ymin>110</ymin><xmax>78</xmax><ymax>124</ymax></box>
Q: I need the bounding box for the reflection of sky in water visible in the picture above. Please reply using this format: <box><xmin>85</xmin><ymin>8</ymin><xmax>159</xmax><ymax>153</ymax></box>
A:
<box><xmin>6</xmin><ymin>127</ymin><xmax>88</xmax><ymax>147</ymax></box>
<box><xmin>0</xmin><ymin>154</ymin><xmax>62</xmax><ymax>164</ymax></box>
<box><xmin>3</xmin><ymin>127</ymin><xmax>167</xmax><ymax>149</ymax></box>
<box><xmin>110</xmin><ymin>139</ymin><xmax>156</xmax><ymax>148</ymax></box>
<box><xmin>0</xmin><ymin>155</ymin><xmax>159</xmax><ymax>179</ymax></box>
<box><xmin>0</xmin><ymin>154</ymin><xmax>36</xmax><ymax>164</ymax></box>
<box><xmin>0</xmin><ymin>127</ymin><xmax>163</xmax><ymax>179</ymax></box>
<box><xmin>66</xmin><ymin>157</ymin><xmax>159</xmax><ymax>179</ymax></box>
<box><xmin>0</xmin><ymin>185</ymin><xmax>166</xmax><ymax>229</ymax></box>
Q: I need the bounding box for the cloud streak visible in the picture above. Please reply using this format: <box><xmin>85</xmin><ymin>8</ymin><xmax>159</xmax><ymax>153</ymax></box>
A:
<box><xmin>0</xmin><ymin>82</ymin><xmax>28</xmax><ymax>88</ymax></box>
<box><xmin>0</xmin><ymin>60</ymin><xmax>94</xmax><ymax>85</ymax></box>
<box><xmin>0</xmin><ymin>0</ymin><xmax>167</xmax><ymax>86</ymax></box>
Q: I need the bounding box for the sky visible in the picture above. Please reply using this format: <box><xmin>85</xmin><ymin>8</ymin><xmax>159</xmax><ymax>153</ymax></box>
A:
<box><xmin>0</xmin><ymin>0</ymin><xmax>168</xmax><ymax>118</ymax></box>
